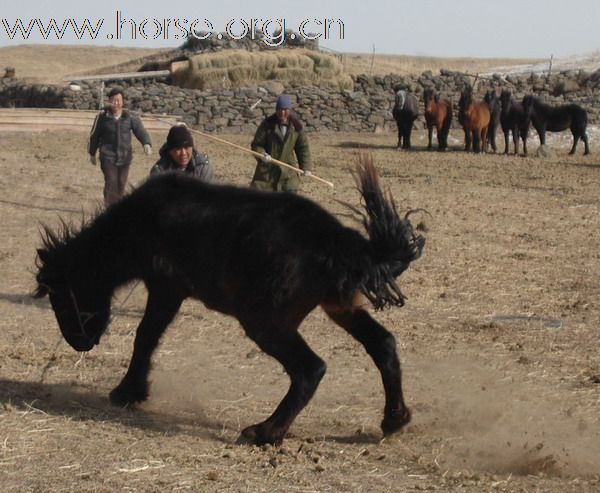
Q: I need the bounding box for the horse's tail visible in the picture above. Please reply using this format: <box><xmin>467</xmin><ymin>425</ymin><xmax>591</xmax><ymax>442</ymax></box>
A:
<box><xmin>394</xmin><ymin>89</ymin><xmax>406</xmax><ymax>111</ymax></box>
<box><xmin>353</xmin><ymin>155</ymin><xmax>425</xmax><ymax>309</ymax></box>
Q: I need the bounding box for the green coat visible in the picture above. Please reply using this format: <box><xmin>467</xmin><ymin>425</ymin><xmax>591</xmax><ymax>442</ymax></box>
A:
<box><xmin>250</xmin><ymin>113</ymin><xmax>312</xmax><ymax>192</ymax></box>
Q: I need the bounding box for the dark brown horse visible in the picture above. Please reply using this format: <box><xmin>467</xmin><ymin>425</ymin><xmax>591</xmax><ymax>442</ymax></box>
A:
<box><xmin>458</xmin><ymin>88</ymin><xmax>490</xmax><ymax>153</ymax></box>
<box><xmin>423</xmin><ymin>88</ymin><xmax>453</xmax><ymax>151</ymax></box>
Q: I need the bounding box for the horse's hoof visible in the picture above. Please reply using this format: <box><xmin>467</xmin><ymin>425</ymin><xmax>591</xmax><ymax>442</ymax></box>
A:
<box><xmin>238</xmin><ymin>423</ymin><xmax>283</xmax><ymax>446</ymax></box>
<box><xmin>381</xmin><ymin>407</ymin><xmax>411</xmax><ymax>436</ymax></box>
<box><xmin>109</xmin><ymin>385</ymin><xmax>148</xmax><ymax>407</ymax></box>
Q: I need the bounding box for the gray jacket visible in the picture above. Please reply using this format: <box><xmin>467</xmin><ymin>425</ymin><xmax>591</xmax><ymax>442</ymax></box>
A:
<box><xmin>150</xmin><ymin>145</ymin><xmax>215</xmax><ymax>183</ymax></box>
<box><xmin>88</xmin><ymin>108</ymin><xmax>151</xmax><ymax>167</ymax></box>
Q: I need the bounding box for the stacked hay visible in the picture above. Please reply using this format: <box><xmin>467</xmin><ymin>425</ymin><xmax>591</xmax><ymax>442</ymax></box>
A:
<box><xmin>172</xmin><ymin>49</ymin><xmax>352</xmax><ymax>90</ymax></box>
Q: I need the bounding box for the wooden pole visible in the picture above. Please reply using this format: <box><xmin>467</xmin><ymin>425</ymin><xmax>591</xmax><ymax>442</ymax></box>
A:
<box><xmin>154</xmin><ymin>118</ymin><xmax>334</xmax><ymax>189</ymax></box>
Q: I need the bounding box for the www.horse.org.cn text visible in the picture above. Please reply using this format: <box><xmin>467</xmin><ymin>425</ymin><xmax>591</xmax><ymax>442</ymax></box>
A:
<box><xmin>1</xmin><ymin>13</ymin><xmax>345</xmax><ymax>46</ymax></box>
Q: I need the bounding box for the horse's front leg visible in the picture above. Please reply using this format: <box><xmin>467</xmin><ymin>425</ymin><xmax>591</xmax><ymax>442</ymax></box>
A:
<box><xmin>324</xmin><ymin>307</ymin><xmax>411</xmax><ymax>436</ymax></box>
<box><xmin>464</xmin><ymin>129</ymin><xmax>472</xmax><ymax>152</ymax></box>
<box><xmin>427</xmin><ymin>124</ymin><xmax>434</xmax><ymax>150</ymax></box>
<box><xmin>110</xmin><ymin>282</ymin><xmax>183</xmax><ymax>406</ymax></box>
<box><xmin>238</xmin><ymin>321</ymin><xmax>326</xmax><ymax>445</ymax></box>
<box><xmin>503</xmin><ymin>129</ymin><xmax>510</xmax><ymax>154</ymax></box>
<box><xmin>583</xmin><ymin>133</ymin><xmax>590</xmax><ymax>155</ymax></box>
<box><xmin>520</xmin><ymin>128</ymin><xmax>528</xmax><ymax>156</ymax></box>
<box><xmin>537</xmin><ymin>126</ymin><xmax>546</xmax><ymax>146</ymax></box>
<box><xmin>473</xmin><ymin>131</ymin><xmax>481</xmax><ymax>153</ymax></box>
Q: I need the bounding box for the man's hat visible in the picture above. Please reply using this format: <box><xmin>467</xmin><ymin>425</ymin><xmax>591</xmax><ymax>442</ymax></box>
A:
<box><xmin>166</xmin><ymin>125</ymin><xmax>194</xmax><ymax>150</ymax></box>
<box><xmin>276</xmin><ymin>94</ymin><xmax>293</xmax><ymax>110</ymax></box>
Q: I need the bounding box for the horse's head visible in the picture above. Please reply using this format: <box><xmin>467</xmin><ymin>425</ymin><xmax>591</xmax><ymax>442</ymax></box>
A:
<box><xmin>522</xmin><ymin>95</ymin><xmax>535</xmax><ymax>116</ymax></box>
<box><xmin>499</xmin><ymin>90</ymin><xmax>512</xmax><ymax>111</ymax></box>
<box><xmin>34</xmin><ymin>228</ymin><xmax>111</xmax><ymax>352</ymax></box>
<box><xmin>458</xmin><ymin>88</ymin><xmax>473</xmax><ymax>111</ymax></box>
<box><xmin>423</xmin><ymin>89</ymin><xmax>435</xmax><ymax>110</ymax></box>
<box><xmin>484</xmin><ymin>90</ymin><xmax>497</xmax><ymax>106</ymax></box>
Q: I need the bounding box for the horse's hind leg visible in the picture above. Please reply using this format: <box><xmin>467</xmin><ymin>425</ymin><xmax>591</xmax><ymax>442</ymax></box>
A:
<box><xmin>520</xmin><ymin>128</ymin><xmax>528</xmax><ymax>156</ymax></box>
<box><xmin>395</xmin><ymin>121</ymin><xmax>403</xmax><ymax>149</ymax></box>
<box><xmin>110</xmin><ymin>283</ymin><xmax>183</xmax><ymax>406</ymax></box>
<box><xmin>402</xmin><ymin>124</ymin><xmax>412</xmax><ymax>149</ymax></box>
<box><xmin>323</xmin><ymin>306</ymin><xmax>411</xmax><ymax>436</ymax></box>
<box><xmin>239</xmin><ymin>325</ymin><xmax>326</xmax><ymax>445</ymax></box>
<box><xmin>569</xmin><ymin>134</ymin><xmax>580</xmax><ymax>155</ymax></box>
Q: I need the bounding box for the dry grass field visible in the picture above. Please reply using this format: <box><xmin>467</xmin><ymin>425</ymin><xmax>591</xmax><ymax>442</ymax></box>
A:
<box><xmin>339</xmin><ymin>53</ymin><xmax>544</xmax><ymax>77</ymax></box>
<box><xmin>1</xmin><ymin>120</ymin><xmax>599</xmax><ymax>492</ymax></box>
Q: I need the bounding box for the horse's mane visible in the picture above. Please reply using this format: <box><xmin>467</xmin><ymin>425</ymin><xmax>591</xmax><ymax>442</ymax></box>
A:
<box><xmin>33</xmin><ymin>208</ymin><xmax>104</xmax><ymax>298</ymax></box>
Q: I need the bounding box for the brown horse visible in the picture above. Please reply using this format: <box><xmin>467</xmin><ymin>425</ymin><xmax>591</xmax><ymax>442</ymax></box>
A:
<box><xmin>423</xmin><ymin>88</ymin><xmax>453</xmax><ymax>151</ymax></box>
<box><xmin>458</xmin><ymin>88</ymin><xmax>490</xmax><ymax>153</ymax></box>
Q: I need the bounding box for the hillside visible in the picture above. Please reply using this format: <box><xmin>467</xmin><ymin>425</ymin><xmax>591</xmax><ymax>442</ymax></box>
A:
<box><xmin>0</xmin><ymin>45</ymin><xmax>169</xmax><ymax>84</ymax></box>
<box><xmin>0</xmin><ymin>43</ymin><xmax>545</xmax><ymax>85</ymax></box>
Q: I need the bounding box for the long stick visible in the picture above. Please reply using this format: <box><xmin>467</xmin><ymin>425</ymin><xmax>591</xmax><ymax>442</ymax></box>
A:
<box><xmin>153</xmin><ymin>118</ymin><xmax>334</xmax><ymax>188</ymax></box>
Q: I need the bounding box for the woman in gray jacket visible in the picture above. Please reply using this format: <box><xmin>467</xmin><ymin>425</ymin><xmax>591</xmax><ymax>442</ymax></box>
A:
<box><xmin>88</xmin><ymin>88</ymin><xmax>152</xmax><ymax>206</ymax></box>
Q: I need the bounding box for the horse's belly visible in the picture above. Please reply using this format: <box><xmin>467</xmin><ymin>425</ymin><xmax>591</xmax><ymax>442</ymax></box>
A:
<box><xmin>546</xmin><ymin>123</ymin><xmax>569</xmax><ymax>132</ymax></box>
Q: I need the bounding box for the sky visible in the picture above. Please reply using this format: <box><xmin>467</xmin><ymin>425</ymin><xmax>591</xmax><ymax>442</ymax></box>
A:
<box><xmin>1</xmin><ymin>0</ymin><xmax>599</xmax><ymax>59</ymax></box>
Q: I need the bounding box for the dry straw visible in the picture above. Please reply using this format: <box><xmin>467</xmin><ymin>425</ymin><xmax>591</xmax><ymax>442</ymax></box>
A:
<box><xmin>172</xmin><ymin>49</ymin><xmax>353</xmax><ymax>90</ymax></box>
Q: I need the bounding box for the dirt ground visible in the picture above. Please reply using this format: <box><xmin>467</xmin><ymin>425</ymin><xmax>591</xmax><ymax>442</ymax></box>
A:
<box><xmin>1</xmin><ymin>124</ymin><xmax>599</xmax><ymax>492</ymax></box>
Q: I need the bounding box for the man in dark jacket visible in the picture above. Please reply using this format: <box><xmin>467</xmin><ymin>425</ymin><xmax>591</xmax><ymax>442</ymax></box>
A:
<box><xmin>250</xmin><ymin>94</ymin><xmax>312</xmax><ymax>192</ymax></box>
<box><xmin>150</xmin><ymin>125</ymin><xmax>215</xmax><ymax>183</ymax></box>
<box><xmin>88</xmin><ymin>88</ymin><xmax>152</xmax><ymax>206</ymax></box>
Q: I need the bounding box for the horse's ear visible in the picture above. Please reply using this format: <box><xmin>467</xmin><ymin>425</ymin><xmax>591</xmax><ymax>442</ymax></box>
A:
<box><xmin>37</xmin><ymin>248</ymin><xmax>49</xmax><ymax>264</ymax></box>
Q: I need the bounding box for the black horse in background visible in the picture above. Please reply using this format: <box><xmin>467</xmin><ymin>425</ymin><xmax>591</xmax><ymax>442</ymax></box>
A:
<box><xmin>499</xmin><ymin>90</ymin><xmax>530</xmax><ymax>155</ymax></box>
<box><xmin>484</xmin><ymin>90</ymin><xmax>501</xmax><ymax>153</ymax></box>
<box><xmin>392</xmin><ymin>89</ymin><xmax>419</xmax><ymax>149</ymax></box>
<box><xmin>33</xmin><ymin>158</ymin><xmax>425</xmax><ymax>446</ymax></box>
<box><xmin>522</xmin><ymin>95</ymin><xmax>590</xmax><ymax>155</ymax></box>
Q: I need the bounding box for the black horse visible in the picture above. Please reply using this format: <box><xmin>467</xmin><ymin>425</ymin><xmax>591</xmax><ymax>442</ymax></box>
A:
<box><xmin>34</xmin><ymin>158</ymin><xmax>425</xmax><ymax>446</ymax></box>
<box><xmin>483</xmin><ymin>90</ymin><xmax>501</xmax><ymax>153</ymax></box>
<box><xmin>522</xmin><ymin>95</ymin><xmax>590</xmax><ymax>155</ymax></box>
<box><xmin>392</xmin><ymin>89</ymin><xmax>419</xmax><ymax>149</ymax></box>
<box><xmin>499</xmin><ymin>90</ymin><xmax>530</xmax><ymax>156</ymax></box>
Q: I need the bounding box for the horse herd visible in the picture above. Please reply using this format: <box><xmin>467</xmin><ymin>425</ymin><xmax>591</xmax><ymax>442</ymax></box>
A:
<box><xmin>392</xmin><ymin>87</ymin><xmax>590</xmax><ymax>155</ymax></box>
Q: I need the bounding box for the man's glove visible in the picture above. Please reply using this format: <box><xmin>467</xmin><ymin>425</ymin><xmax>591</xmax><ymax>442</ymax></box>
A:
<box><xmin>143</xmin><ymin>144</ymin><xmax>152</xmax><ymax>156</ymax></box>
<box><xmin>261</xmin><ymin>153</ymin><xmax>272</xmax><ymax>163</ymax></box>
<box><xmin>89</xmin><ymin>154</ymin><xmax>97</xmax><ymax>165</ymax></box>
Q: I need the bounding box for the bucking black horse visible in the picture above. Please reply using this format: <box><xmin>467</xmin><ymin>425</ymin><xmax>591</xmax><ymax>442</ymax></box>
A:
<box><xmin>34</xmin><ymin>157</ymin><xmax>425</xmax><ymax>446</ymax></box>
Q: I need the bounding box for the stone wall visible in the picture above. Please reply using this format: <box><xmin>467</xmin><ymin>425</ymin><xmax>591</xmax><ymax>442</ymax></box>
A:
<box><xmin>1</xmin><ymin>68</ymin><xmax>599</xmax><ymax>132</ymax></box>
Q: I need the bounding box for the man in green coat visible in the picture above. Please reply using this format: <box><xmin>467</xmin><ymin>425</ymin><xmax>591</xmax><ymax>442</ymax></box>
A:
<box><xmin>250</xmin><ymin>94</ymin><xmax>312</xmax><ymax>192</ymax></box>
